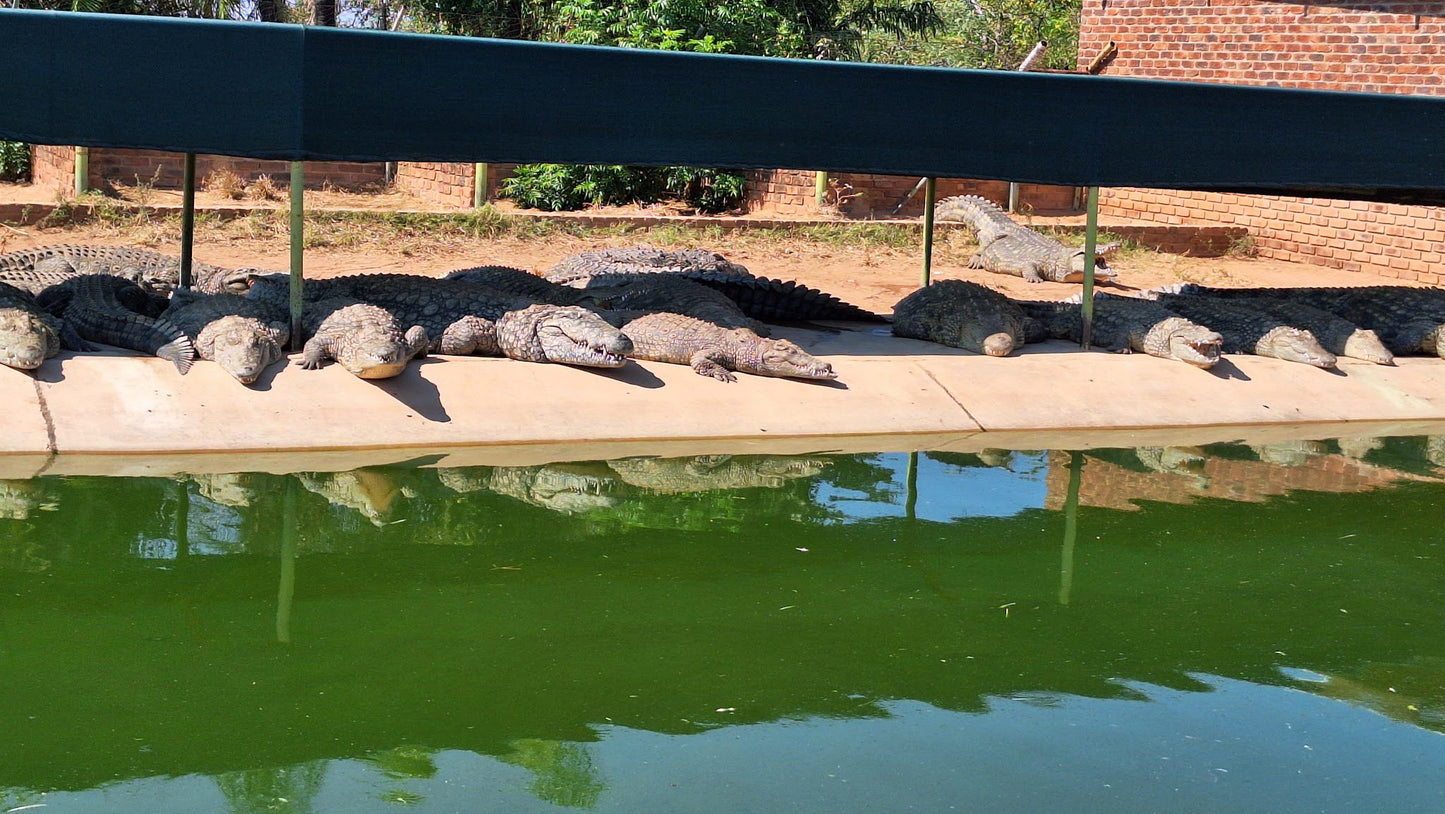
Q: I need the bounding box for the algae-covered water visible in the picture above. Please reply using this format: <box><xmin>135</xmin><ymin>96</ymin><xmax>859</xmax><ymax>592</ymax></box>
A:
<box><xmin>1</xmin><ymin>436</ymin><xmax>1443</xmax><ymax>812</ymax></box>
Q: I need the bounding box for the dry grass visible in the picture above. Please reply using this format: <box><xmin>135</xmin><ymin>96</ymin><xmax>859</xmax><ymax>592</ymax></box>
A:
<box><xmin>204</xmin><ymin>168</ymin><xmax>246</xmax><ymax>200</ymax></box>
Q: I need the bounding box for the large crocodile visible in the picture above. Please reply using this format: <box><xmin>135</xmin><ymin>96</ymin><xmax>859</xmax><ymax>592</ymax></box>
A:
<box><xmin>891</xmin><ymin>279</ymin><xmax>1028</xmax><ymax>357</ymax></box>
<box><xmin>1157</xmin><ymin>285</ymin><xmax>1393</xmax><ymax>365</ymax></box>
<box><xmin>35</xmin><ymin>274</ymin><xmax>195</xmax><ymax>373</ymax></box>
<box><xmin>546</xmin><ymin>247</ymin><xmax>887</xmax><ymax>323</ymax></box>
<box><xmin>1151</xmin><ymin>293</ymin><xmax>1337</xmax><ymax>368</ymax></box>
<box><xmin>1173</xmin><ymin>284</ymin><xmax>1445</xmax><ymax>358</ymax></box>
<box><xmin>252</xmin><ymin>273</ymin><xmax>633</xmax><ymax>367</ymax></box>
<box><xmin>0</xmin><ymin>280</ymin><xmax>78</xmax><ymax>371</ymax></box>
<box><xmin>0</xmin><ymin>244</ymin><xmax>248</xmax><ymax>295</ymax></box>
<box><xmin>1019</xmin><ymin>293</ymin><xmax>1223</xmax><ymax>368</ymax></box>
<box><xmin>301</xmin><ymin>296</ymin><xmax>429</xmax><ymax>379</ymax></box>
<box><xmin>934</xmin><ymin>195</ymin><xmax>1119</xmax><ymax>283</ymax></box>
<box><xmin>617</xmin><ymin>311</ymin><xmax>836</xmax><ymax>382</ymax></box>
<box><xmin>443</xmin><ymin>265</ymin><xmax>595</xmax><ymax>306</ymax></box>
<box><xmin>560</xmin><ymin>272</ymin><xmax>771</xmax><ymax>334</ymax></box>
<box><xmin>163</xmin><ymin>290</ymin><xmax>290</xmax><ymax>385</ymax></box>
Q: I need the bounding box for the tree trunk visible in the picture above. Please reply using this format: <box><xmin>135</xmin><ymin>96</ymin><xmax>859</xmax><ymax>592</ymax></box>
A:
<box><xmin>313</xmin><ymin>0</ymin><xmax>337</xmax><ymax>26</ymax></box>
<box><xmin>256</xmin><ymin>0</ymin><xmax>283</xmax><ymax>23</ymax></box>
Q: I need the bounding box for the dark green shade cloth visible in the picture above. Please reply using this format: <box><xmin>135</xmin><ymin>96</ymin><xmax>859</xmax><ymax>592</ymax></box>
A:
<box><xmin>3</xmin><ymin>9</ymin><xmax>1444</xmax><ymax>204</ymax></box>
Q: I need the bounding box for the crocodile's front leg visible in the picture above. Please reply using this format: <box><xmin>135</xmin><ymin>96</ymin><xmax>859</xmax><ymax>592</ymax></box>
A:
<box><xmin>689</xmin><ymin>350</ymin><xmax>738</xmax><ymax>382</ymax></box>
<box><xmin>403</xmin><ymin>325</ymin><xmax>430</xmax><ymax>360</ymax></box>
<box><xmin>1023</xmin><ymin>263</ymin><xmax>1047</xmax><ymax>283</ymax></box>
<box><xmin>301</xmin><ymin>336</ymin><xmax>334</xmax><ymax>369</ymax></box>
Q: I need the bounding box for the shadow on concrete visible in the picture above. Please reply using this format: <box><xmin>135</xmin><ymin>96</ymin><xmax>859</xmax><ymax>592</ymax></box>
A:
<box><xmin>243</xmin><ymin>357</ymin><xmax>293</xmax><ymax>392</ymax></box>
<box><xmin>369</xmin><ymin>358</ymin><xmax>450</xmax><ymax>422</ymax></box>
<box><xmin>1209</xmin><ymin>358</ymin><xmax>1251</xmax><ymax>381</ymax></box>
<box><xmin>581</xmin><ymin>362</ymin><xmax>666</xmax><ymax>389</ymax></box>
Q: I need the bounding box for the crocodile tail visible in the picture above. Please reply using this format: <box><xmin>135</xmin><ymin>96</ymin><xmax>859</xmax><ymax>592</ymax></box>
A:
<box><xmin>934</xmin><ymin>195</ymin><xmax>1007</xmax><ymax>233</ymax></box>
<box><xmin>688</xmin><ymin>273</ymin><xmax>886</xmax><ymax>323</ymax></box>
<box><xmin>157</xmin><ymin>334</ymin><xmax>196</xmax><ymax>374</ymax></box>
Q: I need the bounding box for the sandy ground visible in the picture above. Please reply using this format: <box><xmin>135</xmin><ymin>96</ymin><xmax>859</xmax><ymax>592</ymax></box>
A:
<box><xmin>0</xmin><ymin>180</ymin><xmax>1401</xmax><ymax>315</ymax></box>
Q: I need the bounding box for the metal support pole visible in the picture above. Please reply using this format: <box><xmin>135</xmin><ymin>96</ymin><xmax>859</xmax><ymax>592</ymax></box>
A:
<box><xmin>473</xmin><ymin>162</ymin><xmax>489</xmax><ymax>208</ymax></box>
<box><xmin>289</xmin><ymin>162</ymin><xmax>305</xmax><ymax>352</ymax></box>
<box><xmin>1007</xmin><ymin>181</ymin><xmax>1020</xmax><ymax>214</ymax></box>
<box><xmin>921</xmin><ymin>177</ymin><xmax>937</xmax><ymax>287</ymax></box>
<box><xmin>1059</xmin><ymin>450</ymin><xmax>1083</xmax><ymax>606</ymax></box>
<box><xmin>1080</xmin><ymin>186</ymin><xmax>1100</xmax><ymax>349</ymax></box>
<box><xmin>276</xmin><ymin>477</ymin><xmax>298</xmax><ymax>644</ymax></box>
<box><xmin>904</xmin><ymin>451</ymin><xmax>919</xmax><ymax>522</ymax></box>
<box><xmin>74</xmin><ymin>146</ymin><xmax>89</xmax><ymax>195</ymax></box>
<box><xmin>179</xmin><ymin>153</ymin><xmax>197</xmax><ymax>290</ymax></box>
<box><xmin>814</xmin><ymin>171</ymin><xmax>828</xmax><ymax>208</ymax></box>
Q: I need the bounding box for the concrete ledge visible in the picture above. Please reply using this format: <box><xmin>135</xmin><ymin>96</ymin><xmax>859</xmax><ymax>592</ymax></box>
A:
<box><xmin>4</xmin><ymin>325</ymin><xmax>1445</xmax><ymax>477</ymax></box>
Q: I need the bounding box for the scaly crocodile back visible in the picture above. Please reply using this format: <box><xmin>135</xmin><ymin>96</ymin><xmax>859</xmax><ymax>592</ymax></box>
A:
<box><xmin>546</xmin><ymin>247</ymin><xmax>883</xmax><ymax>323</ymax></box>
<box><xmin>443</xmin><ymin>266</ymin><xmax>590</xmax><ymax>305</ymax></box>
<box><xmin>0</xmin><ymin>244</ymin><xmax>240</xmax><ymax>295</ymax></box>
<box><xmin>36</xmin><ymin>274</ymin><xmax>194</xmax><ymax>373</ymax></box>
<box><xmin>933</xmin><ymin>195</ymin><xmax>1018</xmax><ymax>247</ymax></box>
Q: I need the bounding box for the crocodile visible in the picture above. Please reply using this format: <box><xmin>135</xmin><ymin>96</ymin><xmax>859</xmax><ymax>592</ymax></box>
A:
<box><xmin>443</xmin><ymin>265</ymin><xmax>595</xmax><ymax>306</ymax></box>
<box><xmin>616</xmin><ymin>311</ymin><xmax>836</xmax><ymax>382</ymax></box>
<box><xmin>35</xmin><ymin>274</ymin><xmax>195</xmax><ymax>373</ymax></box>
<box><xmin>0</xmin><ymin>244</ymin><xmax>248</xmax><ymax>295</ymax></box>
<box><xmin>1152</xmin><ymin>285</ymin><xmax>1392</xmax><ymax>365</ymax></box>
<box><xmin>474</xmin><ymin>464</ymin><xmax>621</xmax><ymax>515</ymax></box>
<box><xmin>251</xmin><ymin>273</ymin><xmax>632</xmax><ymax>367</ymax></box>
<box><xmin>606</xmin><ymin>454</ymin><xmax>832</xmax><ymax>493</ymax></box>
<box><xmin>933</xmin><ymin>195</ymin><xmax>1119</xmax><ymax>284</ymax></box>
<box><xmin>0</xmin><ymin>281</ymin><xmax>77</xmax><ymax>371</ymax></box>
<box><xmin>297</xmin><ymin>468</ymin><xmax>403</xmax><ymax>526</ymax></box>
<box><xmin>546</xmin><ymin>247</ymin><xmax>887</xmax><ymax>323</ymax></box>
<box><xmin>1018</xmin><ymin>293</ymin><xmax>1223</xmax><ymax>368</ymax></box>
<box><xmin>1151</xmin><ymin>294</ymin><xmax>1337</xmax><ymax>368</ymax></box>
<box><xmin>890</xmin><ymin>280</ymin><xmax>1029</xmax><ymax>357</ymax></box>
<box><xmin>563</xmin><ymin>272</ymin><xmax>772</xmax><ymax>334</ymax></box>
<box><xmin>1171</xmin><ymin>284</ymin><xmax>1445</xmax><ymax>358</ymax></box>
<box><xmin>301</xmin><ymin>296</ymin><xmax>429</xmax><ymax>379</ymax></box>
<box><xmin>163</xmin><ymin>290</ymin><xmax>290</xmax><ymax>385</ymax></box>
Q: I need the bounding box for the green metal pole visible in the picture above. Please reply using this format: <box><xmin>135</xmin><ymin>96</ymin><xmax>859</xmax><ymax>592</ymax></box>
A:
<box><xmin>814</xmin><ymin>171</ymin><xmax>828</xmax><ymax>208</ymax></box>
<box><xmin>1080</xmin><ymin>186</ymin><xmax>1100</xmax><ymax>349</ymax></box>
<box><xmin>921</xmin><ymin>177</ymin><xmax>937</xmax><ymax>287</ymax></box>
<box><xmin>276</xmin><ymin>477</ymin><xmax>298</xmax><ymax>644</ymax></box>
<box><xmin>289</xmin><ymin>162</ymin><xmax>305</xmax><ymax>352</ymax></box>
<box><xmin>74</xmin><ymin>146</ymin><xmax>88</xmax><ymax>195</ymax></box>
<box><xmin>904</xmin><ymin>451</ymin><xmax>919</xmax><ymax>522</ymax></box>
<box><xmin>1059</xmin><ymin>450</ymin><xmax>1083</xmax><ymax>606</ymax></box>
<box><xmin>179</xmin><ymin>153</ymin><xmax>196</xmax><ymax>290</ymax></box>
<box><xmin>473</xmin><ymin>162</ymin><xmax>489</xmax><ymax>208</ymax></box>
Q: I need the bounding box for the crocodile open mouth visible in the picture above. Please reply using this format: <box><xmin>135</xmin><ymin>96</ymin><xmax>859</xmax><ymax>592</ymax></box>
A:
<box><xmin>568</xmin><ymin>340</ymin><xmax>629</xmax><ymax>368</ymax></box>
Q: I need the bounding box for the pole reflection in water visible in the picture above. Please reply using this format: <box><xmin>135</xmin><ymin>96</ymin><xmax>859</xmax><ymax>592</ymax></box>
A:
<box><xmin>0</xmin><ymin>435</ymin><xmax>1442</xmax><ymax>812</ymax></box>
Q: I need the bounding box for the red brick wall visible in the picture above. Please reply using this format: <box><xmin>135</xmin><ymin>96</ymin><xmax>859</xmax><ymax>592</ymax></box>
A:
<box><xmin>1078</xmin><ymin>1</ymin><xmax>1445</xmax><ymax>284</ymax></box>
<box><xmin>30</xmin><ymin>145</ymin><xmax>75</xmax><ymax>191</ymax></box>
<box><xmin>745</xmin><ymin>169</ymin><xmax>1080</xmax><ymax>217</ymax></box>
<box><xmin>393</xmin><ymin>162</ymin><xmax>518</xmax><ymax>208</ymax></box>
<box><xmin>30</xmin><ymin>147</ymin><xmax>385</xmax><ymax>192</ymax></box>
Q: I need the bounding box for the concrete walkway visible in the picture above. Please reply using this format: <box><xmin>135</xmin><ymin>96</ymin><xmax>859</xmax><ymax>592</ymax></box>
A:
<box><xmin>4</xmin><ymin>323</ymin><xmax>1445</xmax><ymax>479</ymax></box>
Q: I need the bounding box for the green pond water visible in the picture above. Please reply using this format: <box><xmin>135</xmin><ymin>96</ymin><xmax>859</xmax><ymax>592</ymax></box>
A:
<box><xmin>2</xmin><ymin>436</ymin><xmax>1443</xmax><ymax>813</ymax></box>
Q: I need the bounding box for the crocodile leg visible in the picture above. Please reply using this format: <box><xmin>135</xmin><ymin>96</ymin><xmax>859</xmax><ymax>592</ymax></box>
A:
<box><xmin>689</xmin><ymin>350</ymin><xmax>738</xmax><ymax>382</ymax></box>
<box><xmin>301</xmin><ymin>337</ymin><xmax>334</xmax><ymax>370</ymax></box>
<box><xmin>404</xmin><ymin>325</ymin><xmax>430</xmax><ymax>360</ymax></box>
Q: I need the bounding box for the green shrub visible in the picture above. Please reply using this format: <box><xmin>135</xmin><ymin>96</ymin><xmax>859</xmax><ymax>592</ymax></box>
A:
<box><xmin>0</xmin><ymin>142</ymin><xmax>30</xmax><ymax>183</ymax></box>
<box><xmin>502</xmin><ymin>163</ymin><xmax>745</xmax><ymax>213</ymax></box>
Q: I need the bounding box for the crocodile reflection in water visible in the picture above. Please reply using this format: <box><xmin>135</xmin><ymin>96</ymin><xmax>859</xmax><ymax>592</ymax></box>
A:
<box><xmin>464</xmin><ymin>463</ymin><xmax>621</xmax><ymax>516</ymax></box>
<box><xmin>1250</xmin><ymin>439</ymin><xmax>1331</xmax><ymax>467</ymax></box>
<box><xmin>190</xmin><ymin>471</ymin><xmax>268</xmax><ymax>509</ymax></box>
<box><xmin>605</xmin><ymin>454</ymin><xmax>831</xmax><ymax>493</ymax></box>
<box><xmin>296</xmin><ymin>468</ymin><xmax>403</xmax><ymax>526</ymax></box>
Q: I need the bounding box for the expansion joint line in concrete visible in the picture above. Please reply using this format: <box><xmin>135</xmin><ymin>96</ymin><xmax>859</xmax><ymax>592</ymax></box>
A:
<box><xmin>919</xmin><ymin>364</ymin><xmax>983</xmax><ymax>430</ymax></box>
<box><xmin>30</xmin><ymin>376</ymin><xmax>59</xmax><ymax>467</ymax></box>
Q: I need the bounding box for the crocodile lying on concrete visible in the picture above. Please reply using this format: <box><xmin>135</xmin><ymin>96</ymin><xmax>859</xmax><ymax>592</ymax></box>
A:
<box><xmin>1157</xmin><ymin>285</ymin><xmax>1393</xmax><ymax>365</ymax></box>
<box><xmin>0</xmin><ymin>244</ymin><xmax>248</xmax><ymax>295</ymax></box>
<box><xmin>35</xmin><ymin>275</ymin><xmax>195</xmax><ymax>373</ymax></box>
<box><xmin>0</xmin><ymin>281</ymin><xmax>75</xmax><ymax>371</ymax></box>
<box><xmin>617</xmin><ymin>311</ymin><xmax>836</xmax><ymax>382</ymax></box>
<box><xmin>547</xmin><ymin>247</ymin><xmax>887</xmax><ymax>323</ymax></box>
<box><xmin>1019</xmin><ymin>293</ymin><xmax>1223</xmax><ymax>368</ymax></box>
<box><xmin>557</xmin><ymin>272</ymin><xmax>772</xmax><ymax>334</ymax></box>
<box><xmin>891</xmin><ymin>280</ymin><xmax>1029</xmax><ymax>357</ymax></box>
<box><xmin>443</xmin><ymin>265</ymin><xmax>595</xmax><ymax>306</ymax></box>
<box><xmin>1151</xmin><ymin>293</ymin><xmax>1337</xmax><ymax>369</ymax></box>
<box><xmin>1173</xmin><ymin>284</ymin><xmax>1445</xmax><ymax>359</ymax></box>
<box><xmin>301</xmin><ymin>296</ymin><xmax>429</xmax><ymax>379</ymax></box>
<box><xmin>163</xmin><ymin>290</ymin><xmax>291</xmax><ymax>385</ymax></box>
<box><xmin>934</xmin><ymin>195</ymin><xmax>1119</xmax><ymax>284</ymax></box>
<box><xmin>252</xmin><ymin>273</ymin><xmax>633</xmax><ymax>367</ymax></box>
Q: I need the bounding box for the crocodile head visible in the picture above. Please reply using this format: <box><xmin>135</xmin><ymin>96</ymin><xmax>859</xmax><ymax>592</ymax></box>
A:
<box><xmin>1341</xmin><ymin>329</ymin><xmax>1395</xmax><ymax>366</ymax></box>
<box><xmin>0</xmin><ymin>309</ymin><xmax>59</xmax><ymax>371</ymax></box>
<box><xmin>1256</xmin><ymin>326</ymin><xmax>1337</xmax><ymax>369</ymax></box>
<box><xmin>923</xmin><ymin>311</ymin><xmax>1021</xmax><ymax>357</ymax></box>
<box><xmin>1148</xmin><ymin>317</ymin><xmax>1223</xmax><ymax>369</ymax></box>
<box><xmin>201</xmin><ymin>316</ymin><xmax>285</xmax><ymax>385</ymax></box>
<box><xmin>755</xmin><ymin>338</ymin><xmax>838</xmax><ymax>380</ymax></box>
<box><xmin>500</xmin><ymin>304</ymin><xmax>634</xmax><ymax>367</ymax></box>
<box><xmin>1064</xmin><ymin>243</ymin><xmax>1122</xmax><ymax>282</ymax></box>
<box><xmin>340</xmin><ymin>326</ymin><xmax>415</xmax><ymax>379</ymax></box>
